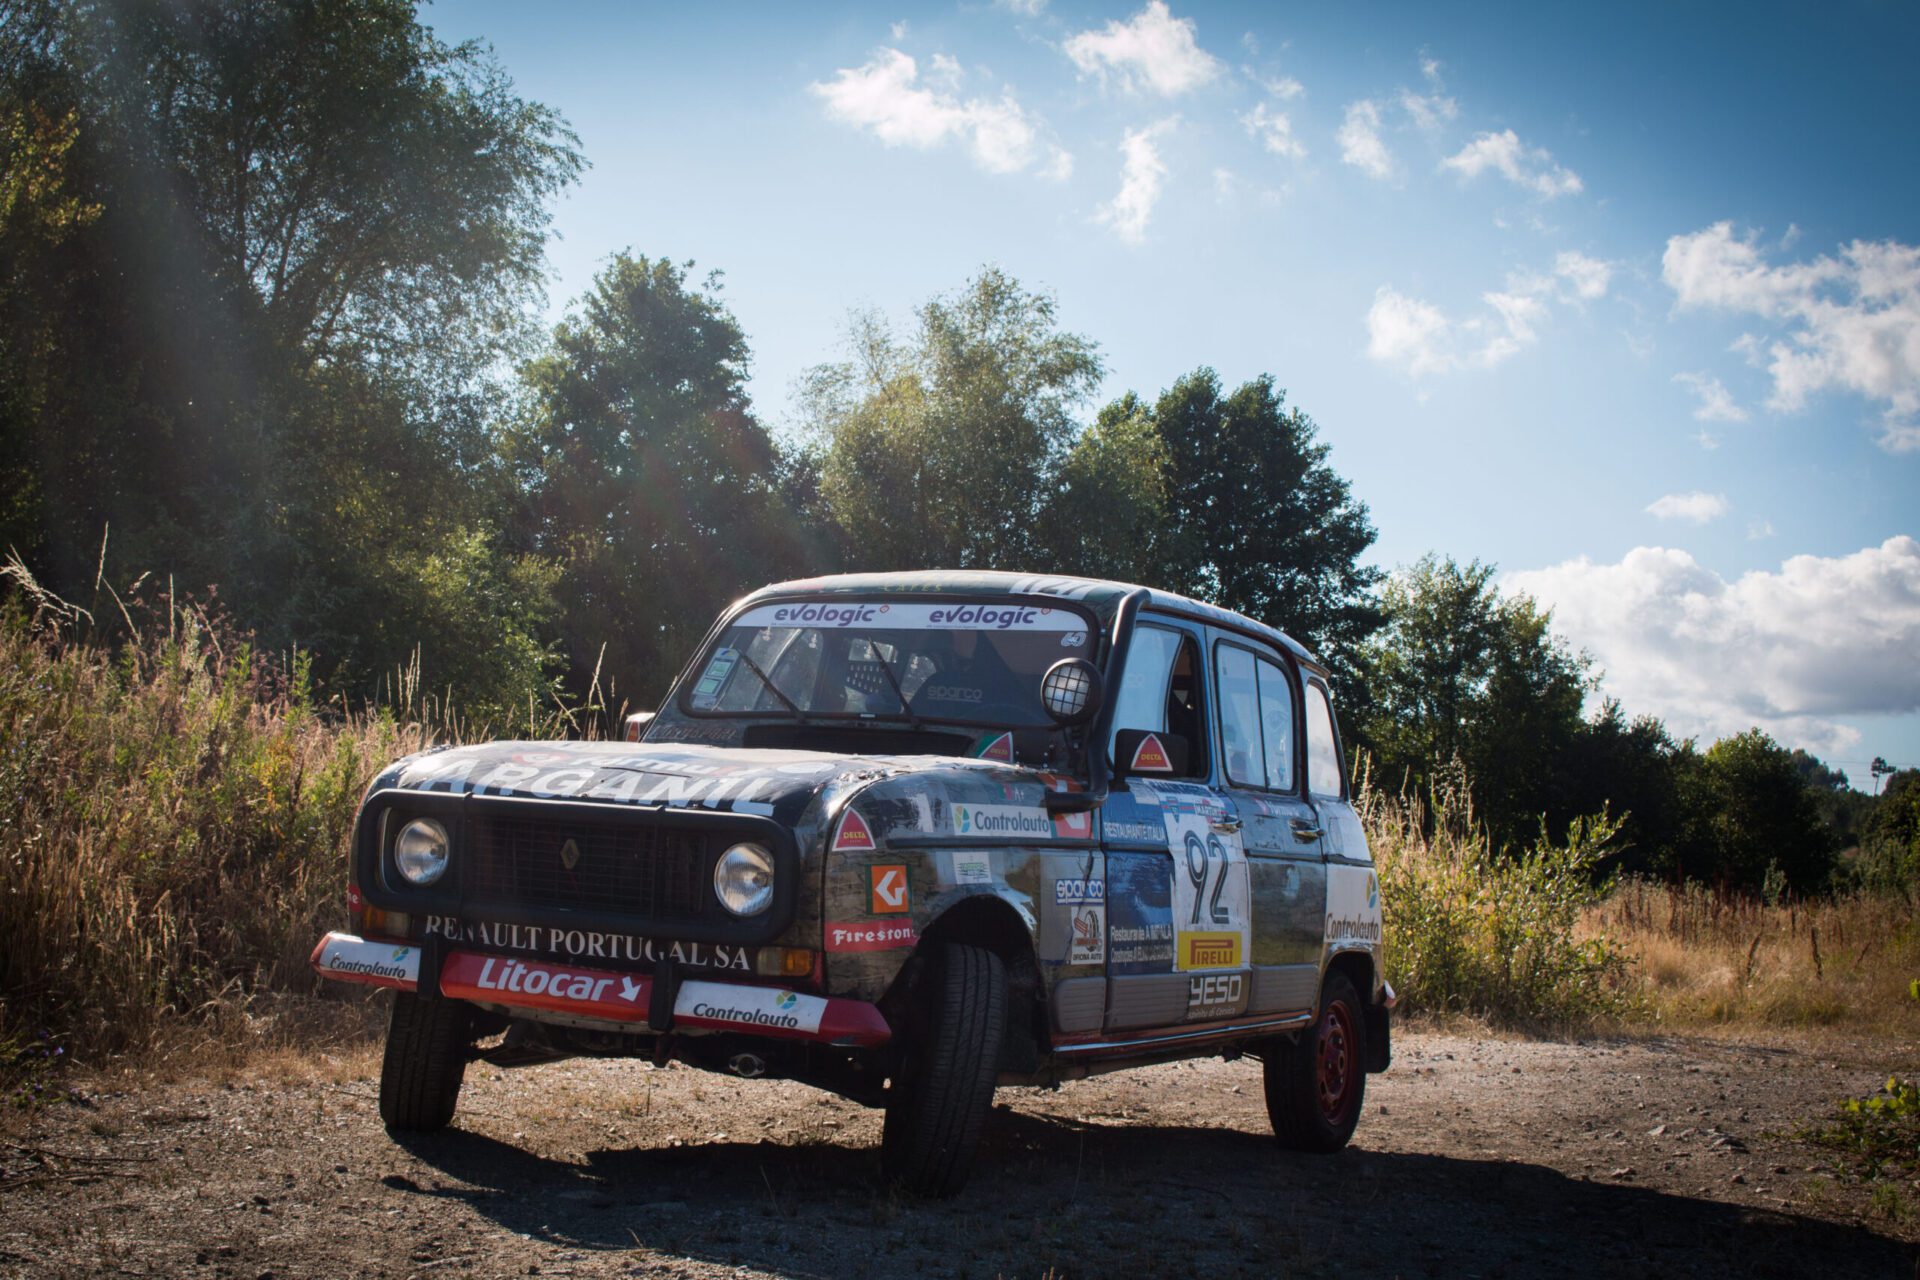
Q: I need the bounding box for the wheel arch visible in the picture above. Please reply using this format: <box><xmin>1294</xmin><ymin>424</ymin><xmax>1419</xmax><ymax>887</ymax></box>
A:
<box><xmin>911</xmin><ymin>894</ymin><xmax>1043</xmax><ymax>1073</ymax></box>
<box><xmin>1323</xmin><ymin>946</ymin><xmax>1390</xmax><ymax>1074</ymax></box>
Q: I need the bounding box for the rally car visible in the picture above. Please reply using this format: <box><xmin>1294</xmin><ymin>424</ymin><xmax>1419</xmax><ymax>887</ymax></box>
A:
<box><xmin>312</xmin><ymin>571</ymin><xmax>1391</xmax><ymax>1196</ymax></box>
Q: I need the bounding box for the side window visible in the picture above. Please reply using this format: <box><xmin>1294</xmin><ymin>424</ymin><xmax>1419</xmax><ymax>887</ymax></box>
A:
<box><xmin>1216</xmin><ymin>646</ymin><xmax>1263</xmax><ymax>788</ymax></box>
<box><xmin>1255</xmin><ymin>657</ymin><xmax>1295</xmax><ymax>791</ymax></box>
<box><xmin>1305</xmin><ymin>681</ymin><xmax>1344</xmax><ymax>799</ymax></box>
<box><xmin>1109</xmin><ymin>624</ymin><xmax>1208</xmax><ymax>778</ymax></box>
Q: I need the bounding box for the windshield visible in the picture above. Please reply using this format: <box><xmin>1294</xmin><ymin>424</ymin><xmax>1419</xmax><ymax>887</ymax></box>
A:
<box><xmin>684</xmin><ymin>599</ymin><xmax>1097</xmax><ymax>727</ymax></box>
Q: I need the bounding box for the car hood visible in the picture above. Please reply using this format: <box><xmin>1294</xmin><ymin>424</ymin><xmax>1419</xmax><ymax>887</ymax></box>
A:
<box><xmin>371</xmin><ymin>740</ymin><xmax>1057</xmax><ymax>832</ymax></box>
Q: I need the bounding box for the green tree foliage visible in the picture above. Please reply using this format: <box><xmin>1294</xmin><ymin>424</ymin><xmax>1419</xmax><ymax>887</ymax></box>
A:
<box><xmin>805</xmin><ymin>267</ymin><xmax>1104</xmax><ymax>570</ymax></box>
<box><xmin>1357</xmin><ymin>555</ymin><xmax>1592</xmax><ymax>849</ymax></box>
<box><xmin>1035</xmin><ymin>391</ymin><xmax>1171</xmax><ymax>585</ymax></box>
<box><xmin>1856</xmin><ymin>769</ymin><xmax>1920</xmax><ymax>901</ymax></box>
<box><xmin>1681</xmin><ymin>729</ymin><xmax>1838</xmax><ymax>894</ymax></box>
<box><xmin>0</xmin><ymin>0</ymin><xmax>581</xmax><ymax>712</ymax></box>
<box><xmin>1141</xmin><ymin>370</ymin><xmax>1382</xmax><ymax>684</ymax></box>
<box><xmin>508</xmin><ymin>254</ymin><xmax>809</xmax><ymax>701</ymax></box>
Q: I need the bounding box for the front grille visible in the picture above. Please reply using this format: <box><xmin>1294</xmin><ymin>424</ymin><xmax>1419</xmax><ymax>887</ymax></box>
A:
<box><xmin>468</xmin><ymin>816</ymin><xmax>709</xmax><ymax>922</ymax></box>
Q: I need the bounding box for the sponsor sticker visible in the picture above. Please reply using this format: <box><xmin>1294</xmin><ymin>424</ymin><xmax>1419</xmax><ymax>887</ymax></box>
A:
<box><xmin>950</xmin><ymin>853</ymin><xmax>994</xmax><ymax>886</ymax></box>
<box><xmin>973</xmin><ymin>731</ymin><xmax>1015</xmax><ymax>764</ymax></box>
<box><xmin>1180</xmin><ymin>932</ymin><xmax>1243</xmax><ymax>969</ymax></box>
<box><xmin>1130</xmin><ymin>733</ymin><xmax>1173</xmax><ymax>773</ymax></box>
<box><xmin>1325</xmin><ymin>864</ymin><xmax>1385</xmax><ymax>945</ymax></box>
<box><xmin>951</xmin><ymin>803</ymin><xmax>1053</xmax><ymax>839</ymax></box>
<box><xmin>832</xmin><ymin>808</ymin><xmax>877</xmax><ymax>852</ymax></box>
<box><xmin>1054</xmin><ymin>876</ymin><xmax>1105</xmax><ymax>905</ymax></box>
<box><xmin>1052</xmin><ymin>809</ymin><xmax>1094</xmax><ymax>840</ymax></box>
<box><xmin>826</xmin><ymin>920</ymin><xmax>918</xmax><ymax>952</ymax></box>
<box><xmin>1070</xmin><ymin>904</ymin><xmax>1106</xmax><ymax>965</ymax></box>
<box><xmin>674</xmin><ymin>980</ymin><xmax>827</xmax><ymax>1035</ymax></box>
<box><xmin>421</xmin><ymin>915</ymin><xmax>753</xmax><ymax>971</ymax></box>
<box><xmin>690</xmin><ymin>647</ymin><xmax>740</xmax><ymax>707</ymax></box>
<box><xmin>734</xmin><ymin>602</ymin><xmax>1081</xmax><ymax>632</ymax></box>
<box><xmin>869</xmin><ymin>864</ymin><xmax>911</xmax><ymax>913</ymax></box>
<box><xmin>1060</xmin><ymin>631</ymin><xmax>1087</xmax><ymax>647</ymax></box>
<box><xmin>1186</xmin><ymin>971</ymin><xmax>1246</xmax><ymax>1019</ymax></box>
<box><xmin>318</xmin><ymin>936</ymin><xmax>420</xmax><ymax>984</ymax></box>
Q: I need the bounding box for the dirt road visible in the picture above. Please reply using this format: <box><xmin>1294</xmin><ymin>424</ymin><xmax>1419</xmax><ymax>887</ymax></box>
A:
<box><xmin>3</xmin><ymin>1028</ymin><xmax>1913</xmax><ymax>1279</ymax></box>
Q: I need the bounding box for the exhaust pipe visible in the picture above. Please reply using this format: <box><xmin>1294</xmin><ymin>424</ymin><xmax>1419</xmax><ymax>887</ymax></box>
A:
<box><xmin>727</xmin><ymin>1052</ymin><xmax>767</xmax><ymax>1079</ymax></box>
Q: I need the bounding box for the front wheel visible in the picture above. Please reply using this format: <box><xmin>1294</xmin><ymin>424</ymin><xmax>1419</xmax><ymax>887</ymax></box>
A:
<box><xmin>880</xmin><ymin>943</ymin><xmax>1006</xmax><ymax>1197</ymax></box>
<box><xmin>1264</xmin><ymin>971</ymin><xmax>1366</xmax><ymax>1153</ymax></box>
<box><xmin>379</xmin><ymin>993</ymin><xmax>472</xmax><ymax>1133</ymax></box>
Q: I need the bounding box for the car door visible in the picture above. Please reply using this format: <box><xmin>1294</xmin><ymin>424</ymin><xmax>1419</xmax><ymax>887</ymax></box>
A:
<box><xmin>1092</xmin><ymin>616</ymin><xmax>1253</xmax><ymax>1033</ymax></box>
<box><xmin>1211</xmin><ymin>634</ymin><xmax>1327</xmax><ymax>1020</ymax></box>
<box><xmin>1302</xmin><ymin>672</ymin><xmax>1378</xmax><ymax>968</ymax></box>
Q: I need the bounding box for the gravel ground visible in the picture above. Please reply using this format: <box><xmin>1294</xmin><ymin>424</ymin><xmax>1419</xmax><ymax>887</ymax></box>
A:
<box><xmin>2</xmin><ymin>1027</ymin><xmax>1914</xmax><ymax>1279</ymax></box>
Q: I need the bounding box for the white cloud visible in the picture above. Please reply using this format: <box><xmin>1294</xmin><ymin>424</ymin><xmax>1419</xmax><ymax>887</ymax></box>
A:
<box><xmin>1663</xmin><ymin>222</ymin><xmax>1920</xmax><ymax>450</ymax></box>
<box><xmin>891</xmin><ymin>20</ymin><xmax>909</xmax><ymax>40</ymax></box>
<box><xmin>998</xmin><ymin>0</ymin><xmax>1048</xmax><ymax>13</ymax></box>
<box><xmin>1064</xmin><ymin>2</ymin><xmax>1222</xmax><ymax>97</ymax></box>
<box><xmin>1367</xmin><ymin>263</ymin><xmax>1600</xmax><ymax>377</ymax></box>
<box><xmin>1099</xmin><ymin>119</ymin><xmax>1176</xmax><ymax>244</ymax></box>
<box><xmin>1337</xmin><ymin>100</ymin><xmax>1393</xmax><ymax>179</ymax></box>
<box><xmin>1241</xmin><ymin>102</ymin><xmax>1305</xmax><ymax>159</ymax></box>
<box><xmin>1554</xmin><ymin>250</ymin><xmax>1612</xmax><ymax>301</ymax></box>
<box><xmin>812</xmin><ymin>49</ymin><xmax>1043</xmax><ymax>175</ymax></box>
<box><xmin>1212</xmin><ymin>167</ymin><xmax>1235</xmax><ymax>199</ymax></box>
<box><xmin>1673</xmin><ymin>371</ymin><xmax>1748</xmax><ymax>422</ymax></box>
<box><xmin>1366</xmin><ymin>289</ymin><xmax>1453</xmax><ymax>376</ymax></box>
<box><xmin>1041</xmin><ymin>146</ymin><xmax>1074</xmax><ymax>182</ymax></box>
<box><xmin>1506</xmin><ymin>537</ymin><xmax>1920</xmax><ymax>753</ymax></box>
<box><xmin>1256</xmin><ymin>73</ymin><xmax>1305</xmax><ymax>101</ymax></box>
<box><xmin>1441</xmin><ymin>129</ymin><xmax>1582</xmax><ymax>198</ymax></box>
<box><xmin>1748</xmin><ymin>520</ymin><xmax>1776</xmax><ymax>540</ymax></box>
<box><xmin>1398</xmin><ymin>57</ymin><xmax>1457</xmax><ymax>131</ymax></box>
<box><xmin>1645</xmin><ymin>491</ymin><xmax>1730</xmax><ymax>524</ymax></box>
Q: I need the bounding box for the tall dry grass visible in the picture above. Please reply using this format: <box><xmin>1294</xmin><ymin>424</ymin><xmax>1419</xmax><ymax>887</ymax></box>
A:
<box><xmin>1593</xmin><ymin>879</ymin><xmax>1920</xmax><ymax>1036</ymax></box>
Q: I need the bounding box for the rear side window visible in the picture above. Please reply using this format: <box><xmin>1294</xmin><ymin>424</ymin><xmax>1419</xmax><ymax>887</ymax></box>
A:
<box><xmin>1305</xmin><ymin>681</ymin><xmax>1344</xmax><ymax>799</ymax></box>
<box><xmin>1256</xmin><ymin>659</ymin><xmax>1295</xmax><ymax>791</ymax></box>
<box><xmin>1216</xmin><ymin>646</ymin><xmax>1263</xmax><ymax>788</ymax></box>
<box><xmin>1217</xmin><ymin>643</ymin><xmax>1297</xmax><ymax>792</ymax></box>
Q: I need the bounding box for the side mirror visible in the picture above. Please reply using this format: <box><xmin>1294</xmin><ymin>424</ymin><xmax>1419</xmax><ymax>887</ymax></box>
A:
<box><xmin>1113</xmin><ymin>728</ymin><xmax>1188</xmax><ymax>778</ymax></box>
<box><xmin>624</xmin><ymin>711</ymin><xmax>655</xmax><ymax>742</ymax></box>
<box><xmin>1039</xmin><ymin>658</ymin><xmax>1103</xmax><ymax>726</ymax></box>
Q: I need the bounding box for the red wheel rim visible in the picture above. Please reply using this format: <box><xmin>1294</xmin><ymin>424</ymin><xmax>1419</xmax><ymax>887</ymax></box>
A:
<box><xmin>1314</xmin><ymin>1000</ymin><xmax>1358</xmax><ymax>1123</ymax></box>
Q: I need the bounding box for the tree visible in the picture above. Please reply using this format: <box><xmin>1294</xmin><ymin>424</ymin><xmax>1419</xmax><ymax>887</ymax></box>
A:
<box><xmin>1</xmin><ymin>0</ymin><xmax>581</xmax><ymax>710</ymax></box>
<box><xmin>1144</xmin><ymin>371</ymin><xmax>1381</xmax><ymax>685</ymax></box>
<box><xmin>1856</xmin><ymin>769</ymin><xmax>1919</xmax><ymax>901</ymax></box>
<box><xmin>508</xmin><ymin>253</ymin><xmax>809</xmax><ymax>702</ymax></box>
<box><xmin>806</xmin><ymin>267</ymin><xmax>1103</xmax><ymax>571</ymax></box>
<box><xmin>1356</xmin><ymin>555</ymin><xmax>1592</xmax><ymax>850</ymax></box>
<box><xmin>1682</xmin><ymin>730</ymin><xmax>1837</xmax><ymax>895</ymax></box>
<box><xmin>1034</xmin><ymin>392</ymin><xmax>1171</xmax><ymax>585</ymax></box>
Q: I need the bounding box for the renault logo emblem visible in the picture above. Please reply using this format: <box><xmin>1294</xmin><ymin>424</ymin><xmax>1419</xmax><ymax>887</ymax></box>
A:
<box><xmin>559</xmin><ymin>838</ymin><xmax>581</xmax><ymax>871</ymax></box>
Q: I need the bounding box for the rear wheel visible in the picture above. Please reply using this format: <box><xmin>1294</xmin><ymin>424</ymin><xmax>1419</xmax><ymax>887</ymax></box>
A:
<box><xmin>881</xmin><ymin>943</ymin><xmax>1006</xmax><ymax>1197</ymax></box>
<box><xmin>1264</xmin><ymin>971</ymin><xmax>1366</xmax><ymax>1152</ymax></box>
<box><xmin>379</xmin><ymin>993</ymin><xmax>472</xmax><ymax>1133</ymax></box>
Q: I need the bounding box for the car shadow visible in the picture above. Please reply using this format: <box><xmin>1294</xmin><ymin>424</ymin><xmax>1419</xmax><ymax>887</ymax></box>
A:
<box><xmin>391</xmin><ymin>1106</ymin><xmax>1912</xmax><ymax>1279</ymax></box>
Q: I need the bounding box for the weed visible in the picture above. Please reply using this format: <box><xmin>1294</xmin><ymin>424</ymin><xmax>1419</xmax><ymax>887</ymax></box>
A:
<box><xmin>1798</xmin><ymin>1077</ymin><xmax>1920</xmax><ymax>1183</ymax></box>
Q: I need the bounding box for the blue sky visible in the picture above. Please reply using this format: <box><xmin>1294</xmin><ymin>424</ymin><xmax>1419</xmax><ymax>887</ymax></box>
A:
<box><xmin>431</xmin><ymin>0</ymin><xmax>1919</xmax><ymax>780</ymax></box>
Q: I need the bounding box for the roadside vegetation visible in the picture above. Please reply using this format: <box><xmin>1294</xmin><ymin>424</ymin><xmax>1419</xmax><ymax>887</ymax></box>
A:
<box><xmin>2</xmin><ymin>1</ymin><xmax>1914</xmax><ymax>1084</ymax></box>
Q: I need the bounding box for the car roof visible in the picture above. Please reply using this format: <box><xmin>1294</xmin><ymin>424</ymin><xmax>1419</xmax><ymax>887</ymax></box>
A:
<box><xmin>741</xmin><ymin>570</ymin><xmax>1318</xmax><ymax>666</ymax></box>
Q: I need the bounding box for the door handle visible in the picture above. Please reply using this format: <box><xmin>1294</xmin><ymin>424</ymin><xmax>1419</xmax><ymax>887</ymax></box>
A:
<box><xmin>1290</xmin><ymin>820</ymin><xmax>1322</xmax><ymax>843</ymax></box>
<box><xmin>1211</xmin><ymin>818</ymin><xmax>1242</xmax><ymax>834</ymax></box>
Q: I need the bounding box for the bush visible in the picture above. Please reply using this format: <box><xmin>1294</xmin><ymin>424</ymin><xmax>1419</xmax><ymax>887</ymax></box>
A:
<box><xmin>1800</xmin><ymin>1077</ymin><xmax>1920</xmax><ymax>1182</ymax></box>
<box><xmin>1361</xmin><ymin>766</ymin><xmax>1633</xmax><ymax>1026</ymax></box>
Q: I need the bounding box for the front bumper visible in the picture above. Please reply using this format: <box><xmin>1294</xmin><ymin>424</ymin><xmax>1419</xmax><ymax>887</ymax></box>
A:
<box><xmin>310</xmin><ymin>931</ymin><xmax>890</xmax><ymax>1048</ymax></box>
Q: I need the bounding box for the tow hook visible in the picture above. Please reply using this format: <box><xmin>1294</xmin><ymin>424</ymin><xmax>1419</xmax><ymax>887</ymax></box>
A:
<box><xmin>728</xmin><ymin>1053</ymin><xmax>767</xmax><ymax>1079</ymax></box>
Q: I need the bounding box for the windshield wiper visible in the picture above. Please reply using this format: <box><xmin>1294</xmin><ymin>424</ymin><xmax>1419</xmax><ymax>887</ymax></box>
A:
<box><xmin>860</xmin><ymin>634</ymin><xmax>922</xmax><ymax>728</ymax></box>
<box><xmin>735</xmin><ymin>651</ymin><xmax>808</xmax><ymax>721</ymax></box>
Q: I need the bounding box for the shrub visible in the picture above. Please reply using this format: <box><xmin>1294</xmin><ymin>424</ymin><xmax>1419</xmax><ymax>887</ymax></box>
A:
<box><xmin>1800</xmin><ymin>1077</ymin><xmax>1920</xmax><ymax>1182</ymax></box>
<box><xmin>1360</xmin><ymin>765</ymin><xmax>1633</xmax><ymax>1026</ymax></box>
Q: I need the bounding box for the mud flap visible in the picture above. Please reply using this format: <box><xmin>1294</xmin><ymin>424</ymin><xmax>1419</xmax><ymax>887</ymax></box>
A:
<box><xmin>1364</xmin><ymin>1001</ymin><xmax>1391</xmax><ymax>1073</ymax></box>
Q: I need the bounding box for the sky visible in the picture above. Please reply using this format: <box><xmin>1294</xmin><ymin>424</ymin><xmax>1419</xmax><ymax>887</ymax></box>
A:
<box><xmin>429</xmin><ymin>0</ymin><xmax>1920</xmax><ymax>782</ymax></box>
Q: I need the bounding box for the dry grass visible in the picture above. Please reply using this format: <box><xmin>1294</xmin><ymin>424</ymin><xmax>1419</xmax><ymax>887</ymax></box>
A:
<box><xmin>1593</xmin><ymin>879</ymin><xmax>1920</xmax><ymax>1037</ymax></box>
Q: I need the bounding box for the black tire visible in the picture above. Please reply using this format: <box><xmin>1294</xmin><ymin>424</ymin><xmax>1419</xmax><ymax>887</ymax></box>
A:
<box><xmin>1264</xmin><ymin>971</ymin><xmax>1367</xmax><ymax>1153</ymax></box>
<box><xmin>379</xmin><ymin>993</ymin><xmax>472</xmax><ymax>1133</ymax></box>
<box><xmin>880</xmin><ymin>943</ymin><xmax>1007</xmax><ymax>1197</ymax></box>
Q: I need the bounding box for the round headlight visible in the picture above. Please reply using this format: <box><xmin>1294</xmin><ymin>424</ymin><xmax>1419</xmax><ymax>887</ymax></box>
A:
<box><xmin>713</xmin><ymin>842</ymin><xmax>775</xmax><ymax>916</ymax></box>
<box><xmin>394</xmin><ymin>818</ymin><xmax>450</xmax><ymax>887</ymax></box>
